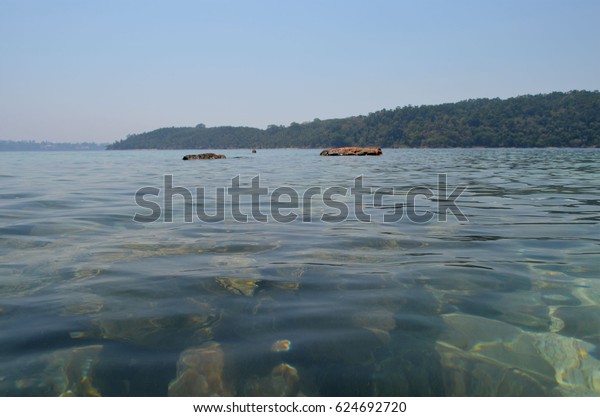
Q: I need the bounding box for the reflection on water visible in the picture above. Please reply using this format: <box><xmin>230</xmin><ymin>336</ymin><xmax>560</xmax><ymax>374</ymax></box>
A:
<box><xmin>0</xmin><ymin>148</ymin><xmax>599</xmax><ymax>396</ymax></box>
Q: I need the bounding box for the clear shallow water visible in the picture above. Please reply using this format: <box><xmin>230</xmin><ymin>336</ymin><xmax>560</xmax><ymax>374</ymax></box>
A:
<box><xmin>0</xmin><ymin>148</ymin><xmax>599</xmax><ymax>396</ymax></box>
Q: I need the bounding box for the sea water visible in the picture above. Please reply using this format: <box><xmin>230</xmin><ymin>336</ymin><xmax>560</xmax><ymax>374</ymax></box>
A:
<box><xmin>0</xmin><ymin>148</ymin><xmax>599</xmax><ymax>396</ymax></box>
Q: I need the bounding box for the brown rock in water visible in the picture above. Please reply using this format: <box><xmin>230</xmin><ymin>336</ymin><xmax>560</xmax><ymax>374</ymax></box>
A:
<box><xmin>252</xmin><ymin>149</ymin><xmax>257</xmax><ymax>153</ymax></box>
<box><xmin>168</xmin><ymin>342</ymin><xmax>233</xmax><ymax>396</ymax></box>
<box><xmin>50</xmin><ymin>345</ymin><xmax>104</xmax><ymax>397</ymax></box>
<box><xmin>243</xmin><ymin>363</ymin><xmax>300</xmax><ymax>396</ymax></box>
<box><xmin>320</xmin><ymin>147</ymin><xmax>382</xmax><ymax>156</ymax></box>
<box><xmin>183</xmin><ymin>153</ymin><xmax>226</xmax><ymax>160</ymax></box>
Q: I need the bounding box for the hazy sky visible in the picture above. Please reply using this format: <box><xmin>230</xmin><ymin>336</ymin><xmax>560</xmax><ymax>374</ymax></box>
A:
<box><xmin>1</xmin><ymin>0</ymin><xmax>599</xmax><ymax>143</ymax></box>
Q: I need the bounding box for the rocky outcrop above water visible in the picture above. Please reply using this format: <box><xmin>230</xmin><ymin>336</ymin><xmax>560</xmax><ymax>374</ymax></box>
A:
<box><xmin>320</xmin><ymin>147</ymin><xmax>382</xmax><ymax>156</ymax></box>
<box><xmin>183</xmin><ymin>153</ymin><xmax>226</xmax><ymax>160</ymax></box>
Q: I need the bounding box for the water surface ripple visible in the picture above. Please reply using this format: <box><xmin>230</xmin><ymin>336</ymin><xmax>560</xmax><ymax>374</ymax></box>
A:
<box><xmin>0</xmin><ymin>149</ymin><xmax>599</xmax><ymax>396</ymax></box>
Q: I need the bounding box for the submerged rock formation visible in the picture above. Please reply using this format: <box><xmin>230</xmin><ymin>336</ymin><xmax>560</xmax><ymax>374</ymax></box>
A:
<box><xmin>183</xmin><ymin>153</ymin><xmax>226</xmax><ymax>160</ymax></box>
<box><xmin>168</xmin><ymin>342</ymin><xmax>233</xmax><ymax>396</ymax></box>
<box><xmin>320</xmin><ymin>147</ymin><xmax>382</xmax><ymax>156</ymax></box>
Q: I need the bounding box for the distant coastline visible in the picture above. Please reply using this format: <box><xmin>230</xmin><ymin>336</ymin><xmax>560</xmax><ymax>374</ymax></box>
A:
<box><xmin>4</xmin><ymin>91</ymin><xmax>599</xmax><ymax>151</ymax></box>
<box><xmin>0</xmin><ymin>140</ymin><xmax>106</xmax><ymax>152</ymax></box>
<box><xmin>106</xmin><ymin>91</ymin><xmax>600</xmax><ymax>150</ymax></box>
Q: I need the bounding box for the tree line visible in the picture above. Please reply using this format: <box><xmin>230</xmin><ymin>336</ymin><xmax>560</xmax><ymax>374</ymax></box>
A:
<box><xmin>107</xmin><ymin>90</ymin><xmax>600</xmax><ymax>150</ymax></box>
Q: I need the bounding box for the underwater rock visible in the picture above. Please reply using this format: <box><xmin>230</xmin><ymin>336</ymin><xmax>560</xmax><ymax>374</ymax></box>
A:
<box><xmin>96</xmin><ymin>316</ymin><xmax>172</xmax><ymax>347</ymax></box>
<box><xmin>210</xmin><ymin>255</ymin><xmax>258</xmax><ymax>270</ymax></box>
<box><xmin>422</xmin><ymin>268</ymin><xmax>530</xmax><ymax>293</ymax></box>
<box><xmin>439</xmin><ymin>314</ymin><xmax>556</xmax><ymax>381</ymax></box>
<box><xmin>437</xmin><ymin>313</ymin><xmax>600</xmax><ymax>395</ymax></box>
<box><xmin>442</xmin><ymin>291</ymin><xmax>550</xmax><ymax>330</ymax></box>
<box><xmin>436</xmin><ymin>342</ymin><xmax>551</xmax><ymax>396</ymax></box>
<box><xmin>2</xmin><ymin>345</ymin><xmax>103</xmax><ymax>396</ymax></box>
<box><xmin>61</xmin><ymin>293</ymin><xmax>104</xmax><ymax>316</ymax></box>
<box><xmin>553</xmin><ymin>305</ymin><xmax>600</xmax><ymax>342</ymax></box>
<box><xmin>186</xmin><ymin>298</ymin><xmax>222</xmax><ymax>344</ymax></box>
<box><xmin>271</xmin><ymin>339</ymin><xmax>292</xmax><ymax>352</ymax></box>
<box><xmin>373</xmin><ymin>344</ymin><xmax>446</xmax><ymax>396</ymax></box>
<box><xmin>269</xmin><ymin>280</ymin><xmax>301</xmax><ymax>292</ymax></box>
<box><xmin>351</xmin><ymin>309</ymin><xmax>396</xmax><ymax>345</ymax></box>
<box><xmin>168</xmin><ymin>342</ymin><xmax>233</xmax><ymax>396</ymax></box>
<box><xmin>320</xmin><ymin>147</ymin><xmax>382</xmax><ymax>156</ymax></box>
<box><xmin>534</xmin><ymin>332</ymin><xmax>600</xmax><ymax>395</ymax></box>
<box><xmin>49</xmin><ymin>345</ymin><xmax>104</xmax><ymax>397</ymax></box>
<box><xmin>208</xmin><ymin>256</ymin><xmax>264</xmax><ymax>297</ymax></box>
<box><xmin>93</xmin><ymin>297</ymin><xmax>221</xmax><ymax>349</ymax></box>
<box><xmin>215</xmin><ymin>277</ymin><xmax>261</xmax><ymax>297</ymax></box>
<box><xmin>439</xmin><ymin>313</ymin><xmax>521</xmax><ymax>350</ymax></box>
<box><xmin>572</xmin><ymin>279</ymin><xmax>600</xmax><ymax>305</ymax></box>
<box><xmin>243</xmin><ymin>363</ymin><xmax>300</xmax><ymax>396</ymax></box>
<box><xmin>183</xmin><ymin>153</ymin><xmax>226</xmax><ymax>160</ymax></box>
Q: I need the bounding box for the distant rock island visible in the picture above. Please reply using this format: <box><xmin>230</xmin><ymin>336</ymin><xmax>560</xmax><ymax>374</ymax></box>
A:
<box><xmin>320</xmin><ymin>147</ymin><xmax>382</xmax><ymax>156</ymax></box>
<box><xmin>182</xmin><ymin>153</ymin><xmax>226</xmax><ymax>160</ymax></box>
<box><xmin>106</xmin><ymin>90</ymin><xmax>600</xmax><ymax>150</ymax></box>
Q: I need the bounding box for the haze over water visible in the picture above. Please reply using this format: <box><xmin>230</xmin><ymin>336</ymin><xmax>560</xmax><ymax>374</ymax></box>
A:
<box><xmin>0</xmin><ymin>148</ymin><xmax>599</xmax><ymax>396</ymax></box>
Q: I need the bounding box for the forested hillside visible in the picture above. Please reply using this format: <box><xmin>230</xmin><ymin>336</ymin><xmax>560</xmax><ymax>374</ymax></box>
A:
<box><xmin>107</xmin><ymin>91</ymin><xmax>600</xmax><ymax>149</ymax></box>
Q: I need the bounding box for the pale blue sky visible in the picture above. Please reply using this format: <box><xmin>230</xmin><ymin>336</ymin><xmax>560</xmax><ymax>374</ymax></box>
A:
<box><xmin>1</xmin><ymin>0</ymin><xmax>599</xmax><ymax>143</ymax></box>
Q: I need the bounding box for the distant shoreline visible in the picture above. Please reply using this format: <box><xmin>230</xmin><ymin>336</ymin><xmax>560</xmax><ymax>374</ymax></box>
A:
<box><xmin>2</xmin><ymin>146</ymin><xmax>598</xmax><ymax>153</ymax></box>
<box><xmin>107</xmin><ymin>91</ymin><xmax>600</xmax><ymax>150</ymax></box>
<box><xmin>4</xmin><ymin>91</ymin><xmax>600</xmax><ymax>151</ymax></box>
<box><xmin>0</xmin><ymin>140</ymin><xmax>106</xmax><ymax>152</ymax></box>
